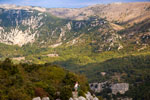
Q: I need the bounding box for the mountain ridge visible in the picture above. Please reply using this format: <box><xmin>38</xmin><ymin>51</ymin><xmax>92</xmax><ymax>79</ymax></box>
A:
<box><xmin>0</xmin><ymin>2</ymin><xmax>149</xmax><ymax>58</ymax></box>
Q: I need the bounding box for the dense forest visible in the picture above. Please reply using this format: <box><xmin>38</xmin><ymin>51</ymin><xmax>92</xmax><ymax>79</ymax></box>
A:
<box><xmin>80</xmin><ymin>55</ymin><xmax>150</xmax><ymax>100</ymax></box>
<box><xmin>0</xmin><ymin>58</ymin><xmax>89</xmax><ymax>100</ymax></box>
<box><xmin>53</xmin><ymin>54</ymin><xmax>150</xmax><ymax>100</ymax></box>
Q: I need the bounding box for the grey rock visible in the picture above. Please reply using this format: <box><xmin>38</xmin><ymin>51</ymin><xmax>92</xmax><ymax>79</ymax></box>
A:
<box><xmin>42</xmin><ymin>97</ymin><xmax>50</xmax><ymax>100</ymax></box>
<box><xmin>74</xmin><ymin>98</ymin><xmax>79</xmax><ymax>100</ymax></box>
<box><xmin>85</xmin><ymin>92</ymin><xmax>93</xmax><ymax>100</ymax></box>
<box><xmin>70</xmin><ymin>91</ymin><xmax>99</xmax><ymax>100</ymax></box>
<box><xmin>32</xmin><ymin>97</ymin><xmax>41</xmax><ymax>100</ymax></box>
<box><xmin>90</xmin><ymin>82</ymin><xmax>107</xmax><ymax>93</ymax></box>
<box><xmin>111</xmin><ymin>83</ymin><xmax>129</xmax><ymax>95</ymax></box>
<box><xmin>78</xmin><ymin>96</ymin><xmax>86</xmax><ymax>100</ymax></box>
<box><xmin>69</xmin><ymin>98</ymin><xmax>74</xmax><ymax>100</ymax></box>
<box><xmin>93</xmin><ymin>97</ymin><xmax>99</xmax><ymax>100</ymax></box>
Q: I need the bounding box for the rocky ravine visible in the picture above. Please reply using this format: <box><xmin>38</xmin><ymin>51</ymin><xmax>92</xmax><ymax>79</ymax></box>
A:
<box><xmin>0</xmin><ymin>8</ymin><xmax>44</xmax><ymax>46</ymax></box>
<box><xmin>0</xmin><ymin>2</ymin><xmax>150</xmax><ymax>49</ymax></box>
<box><xmin>0</xmin><ymin>5</ymin><xmax>123</xmax><ymax>51</ymax></box>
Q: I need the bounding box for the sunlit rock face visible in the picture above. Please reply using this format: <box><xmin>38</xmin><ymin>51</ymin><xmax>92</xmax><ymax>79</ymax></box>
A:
<box><xmin>90</xmin><ymin>82</ymin><xmax>129</xmax><ymax>95</ymax></box>
<box><xmin>0</xmin><ymin>8</ymin><xmax>44</xmax><ymax>46</ymax></box>
<box><xmin>111</xmin><ymin>83</ymin><xmax>129</xmax><ymax>94</ymax></box>
<box><xmin>70</xmin><ymin>92</ymin><xmax>99</xmax><ymax>100</ymax></box>
<box><xmin>0</xmin><ymin>5</ymin><xmax>118</xmax><ymax>50</ymax></box>
<box><xmin>32</xmin><ymin>97</ymin><xmax>41</xmax><ymax>100</ymax></box>
<box><xmin>0</xmin><ymin>3</ymin><xmax>150</xmax><ymax>50</ymax></box>
<box><xmin>0</xmin><ymin>27</ymin><xmax>36</xmax><ymax>46</ymax></box>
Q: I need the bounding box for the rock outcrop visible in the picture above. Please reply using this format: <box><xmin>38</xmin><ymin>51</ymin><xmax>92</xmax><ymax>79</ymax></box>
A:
<box><xmin>32</xmin><ymin>97</ymin><xmax>50</xmax><ymax>100</ymax></box>
<box><xmin>90</xmin><ymin>82</ymin><xmax>129</xmax><ymax>95</ymax></box>
<box><xmin>111</xmin><ymin>83</ymin><xmax>129</xmax><ymax>94</ymax></box>
<box><xmin>90</xmin><ymin>82</ymin><xmax>107</xmax><ymax>93</ymax></box>
<box><xmin>32</xmin><ymin>97</ymin><xmax>41</xmax><ymax>100</ymax></box>
<box><xmin>70</xmin><ymin>92</ymin><xmax>99</xmax><ymax>100</ymax></box>
<box><xmin>42</xmin><ymin>97</ymin><xmax>50</xmax><ymax>100</ymax></box>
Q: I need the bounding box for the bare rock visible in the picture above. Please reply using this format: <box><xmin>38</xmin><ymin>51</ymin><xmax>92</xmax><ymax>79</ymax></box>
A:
<box><xmin>32</xmin><ymin>97</ymin><xmax>41</xmax><ymax>100</ymax></box>
<box><xmin>93</xmin><ymin>97</ymin><xmax>99</xmax><ymax>100</ymax></box>
<box><xmin>78</xmin><ymin>96</ymin><xmax>86</xmax><ymax>100</ymax></box>
<box><xmin>69</xmin><ymin>97</ymin><xmax>74</xmax><ymax>100</ymax></box>
<box><xmin>42</xmin><ymin>97</ymin><xmax>50</xmax><ymax>100</ymax></box>
<box><xmin>111</xmin><ymin>83</ymin><xmax>129</xmax><ymax>95</ymax></box>
<box><xmin>85</xmin><ymin>92</ymin><xmax>93</xmax><ymax>100</ymax></box>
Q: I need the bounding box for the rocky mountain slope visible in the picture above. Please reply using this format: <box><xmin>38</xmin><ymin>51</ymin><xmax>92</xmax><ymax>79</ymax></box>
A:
<box><xmin>0</xmin><ymin>2</ymin><xmax>149</xmax><ymax>48</ymax></box>
<box><xmin>48</xmin><ymin>2</ymin><xmax>150</xmax><ymax>25</ymax></box>
<box><xmin>0</xmin><ymin>5</ymin><xmax>122</xmax><ymax>52</ymax></box>
<box><xmin>0</xmin><ymin>2</ymin><xmax>149</xmax><ymax>68</ymax></box>
<box><xmin>0</xmin><ymin>2</ymin><xmax>150</xmax><ymax>100</ymax></box>
<box><xmin>0</xmin><ymin>7</ymin><xmax>69</xmax><ymax>46</ymax></box>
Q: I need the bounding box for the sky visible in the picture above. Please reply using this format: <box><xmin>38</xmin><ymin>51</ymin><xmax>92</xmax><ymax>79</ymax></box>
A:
<box><xmin>0</xmin><ymin>0</ymin><xmax>149</xmax><ymax>8</ymax></box>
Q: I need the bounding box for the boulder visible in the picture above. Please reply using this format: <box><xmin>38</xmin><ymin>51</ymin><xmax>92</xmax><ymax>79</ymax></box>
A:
<box><xmin>85</xmin><ymin>92</ymin><xmax>93</xmax><ymax>100</ymax></box>
<box><xmin>90</xmin><ymin>82</ymin><xmax>107</xmax><ymax>93</ymax></box>
<box><xmin>32</xmin><ymin>97</ymin><xmax>41</xmax><ymax>100</ymax></box>
<box><xmin>69</xmin><ymin>98</ymin><xmax>74</xmax><ymax>100</ymax></box>
<box><xmin>70</xmin><ymin>91</ymin><xmax>99</xmax><ymax>100</ymax></box>
<box><xmin>78</xmin><ymin>96</ymin><xmax>86</xmax><ymax>100</ymax></box>
<box><xmin>42</xmin><ymin>97</ymin><xmax>50</xmax><ymax>100</ymax></box>
<box><xmin>111</xmin><ymin>83</ymin><xmax>129</xmax><ymax>94</ymax></box>
<box><xmin>93</xmin><ymin>97</ymin><xmax>99</xmax><ymax>100</ymax></box>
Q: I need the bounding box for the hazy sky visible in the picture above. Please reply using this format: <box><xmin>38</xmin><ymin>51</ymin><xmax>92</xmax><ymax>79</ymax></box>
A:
<box><xmin>0</xmin><ymin>0</ymin><xmax>149</xmax><ymax>8</ymax></box>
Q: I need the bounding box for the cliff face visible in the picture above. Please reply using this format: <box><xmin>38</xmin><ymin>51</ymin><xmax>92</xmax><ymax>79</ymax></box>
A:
<box><xmin>0</xmin><ymin>2</ymin><xmax>150</xmax><ymax>50</ymax></box>
<box><xmin>0</xmin><ymin>8</ymin><xmax>44</xmax><ymax>46</ymax></box>
<box><xmin>0</xmin><ymin>6</ymin><xmax>122</xmax><ymax>52</ymax></box>
<box><xmin>90</xmin><ymin>82</ymin><xmax>129</xmax><ymax>95</ymax></box>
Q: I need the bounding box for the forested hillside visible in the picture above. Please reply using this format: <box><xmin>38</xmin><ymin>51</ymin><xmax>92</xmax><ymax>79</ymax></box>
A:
<box><xmin>0</xmin><ymin>2</ymin><xmax>150</xmax><ymax>100</ymax></box>
<box><xmin>0</xmin><ymin>58</ymin><xmax>89</xmax><ymax>100</ymax></box>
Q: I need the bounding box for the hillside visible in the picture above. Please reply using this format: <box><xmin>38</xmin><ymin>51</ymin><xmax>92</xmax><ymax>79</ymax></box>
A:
<box><xmin>48</xmin><ymin>2</ymin><xmax>150</xmax><ymax>25</ymax></box>
<box><xmin>0</xmin><ymin>58</ymin><xmax>89</xmax><ymax>100</ymax></box>
<box><xmin>0</xmin><ymin>2</ymin><xmax>150</xmax><ymax>100</ymax></box>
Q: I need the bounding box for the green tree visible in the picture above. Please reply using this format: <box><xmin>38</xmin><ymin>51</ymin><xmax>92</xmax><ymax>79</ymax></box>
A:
<box><xmin>60</xmin><ymin>85</ymin><xmax>72</xmax><ymax>100</ymax></box>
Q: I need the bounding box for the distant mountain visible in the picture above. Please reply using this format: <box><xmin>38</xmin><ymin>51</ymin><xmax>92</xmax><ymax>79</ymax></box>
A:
<box><xmin>0</xmin><ymin>5</ymin><xmax>121</xmax><ymax>52</ymax></box>
<box><xmin>0</xmin><ymin>2</ymin><xmax>149</xmax><ymax>61</ymax></box>
<box><xmin>48</xmin><ymin>2</ymin><xmax>150</xmax><ymax>25</ymax></box>
<box><xmin>0</xmin><ymin>2</ymin><xmax>149</xmax><ymax>47</ymax></box>
<box><xmin>0</xmin><ymin>2</ymin><xmax>150</xmax><ymax>100</ymax></box>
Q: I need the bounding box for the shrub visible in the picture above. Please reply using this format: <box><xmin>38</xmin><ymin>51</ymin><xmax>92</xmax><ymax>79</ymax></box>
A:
<box><xmin>60</xmin><ymin>85</ymin><xmax>72</xmax><ymax>100</ymax></box>
<box><xmin>78</xmin><ymin>90</ymin><xmax>86</xmax><ymax>97</ymax></box>
<box><xmin>34</xmin><ymin>87</ymin><xmax>49</xmax><ymax>97</ymax></box>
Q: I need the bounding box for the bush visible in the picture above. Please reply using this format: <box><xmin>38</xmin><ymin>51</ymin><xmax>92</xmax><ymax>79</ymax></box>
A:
<box><xmin>78</xmin><ymin>90</ymin><xmax>86</xmax><ymax>97</ymax></box>
<box><xmin>34</xmin><ymin>87</ymin><xmax>49</xmax><ymax>97</ymax></box>
<box><xmin>97</xmin><ymin>96</ymin><xmax>103</xmax><ymax>100</ymax></box>
<box><xmin>60</xmin><ymin>85</ymin><xmax>72</xmax><ymax>100</ymax></box>
<box><xmin>0</xmin><ymin>58</ymin><xmax>89</xmax><ymax>100</ymax></box>
<box><xmin>63</xmin><ymin>72</ymin><xmax>78</xmax><ymax>88</ymax></box>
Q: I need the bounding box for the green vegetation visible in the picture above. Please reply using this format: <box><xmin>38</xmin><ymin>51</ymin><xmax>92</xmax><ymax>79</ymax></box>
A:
<box><xmin>85</xmin><ymin>55</ymin><xmax>150</xmax><ymax>100</ymax></box>
<box><xmin>0</xmin><ymin>58</ymin><xmax>89</xmax><ymax>100</ymax></box>
<box><xmin>0</xmin><ymin>6</ymin><xmax>150</xmax><ymax>100</ymax></box>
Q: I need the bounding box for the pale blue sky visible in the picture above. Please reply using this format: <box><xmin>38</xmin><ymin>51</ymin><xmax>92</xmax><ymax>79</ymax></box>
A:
<box><xmin>0</xmin><ymin>0</ymin><xmax>149</xmax><ymax>8</ymax></box>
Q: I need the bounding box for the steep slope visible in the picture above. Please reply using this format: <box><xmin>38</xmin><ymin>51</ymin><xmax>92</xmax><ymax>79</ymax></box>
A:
<box><xmin>48</xmin><ymin>2</ymin><xmax>150</xmax><ymax>25</ymax></box>
<box><xmin>0</xmin><ymin>3</ymin><xmax>150</xmax><ymax>100</ymax></box>
<box><xmin>0</xmin><ymin>7</ymin><xmax>70</xmax><ymax>46</ymax></box>
<box><xmin>0</xmin><ymin>6</ymin><xmax>123</xmax><ymax>53</ymax></box>
<box><xmin>0</xmin><ymin>58</ymin><xmax>89</xmax><ymax>100</ymax></box>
